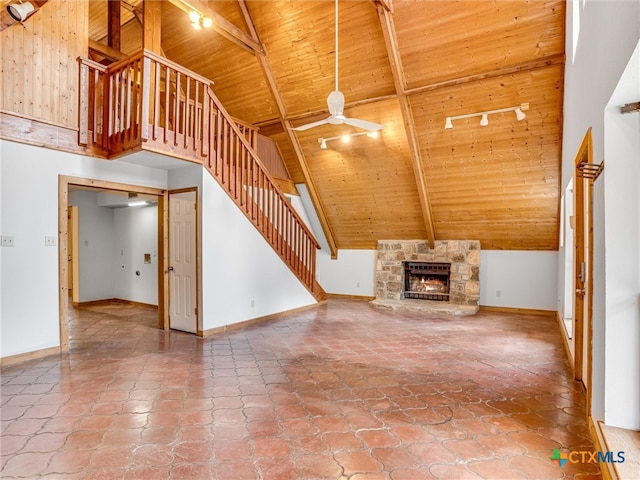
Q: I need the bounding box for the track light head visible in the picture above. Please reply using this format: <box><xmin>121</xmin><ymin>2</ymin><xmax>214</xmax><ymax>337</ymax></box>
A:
<box><xmin>319</xmin><ymin>138</ymin><xmax>327</xmax><ymax>149</ymax></box>
<box><xmin>515</xmin><ymin>108</ymin><xmax>526</xmax><ymax>121</ymax></box>
<box><xmin>7</xmin><ymin>1</ymin><xmax>35</xmax><ymax>21</ymax></box>
<box><xmin>480</xmin><ymin>114</ymin><xmax>489</xmax><ymax>127</ymax></box>
<box><xmin>444</xmin><ymin>117</ymin><xmax>453</xmax><ymax>129</ymax></box>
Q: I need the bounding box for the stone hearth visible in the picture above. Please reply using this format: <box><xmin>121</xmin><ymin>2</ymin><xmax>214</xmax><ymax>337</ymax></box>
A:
<box><xmin>371</xmin><ymin>240</ymin><xmax>480</xmax><ymax>316</ymax></box>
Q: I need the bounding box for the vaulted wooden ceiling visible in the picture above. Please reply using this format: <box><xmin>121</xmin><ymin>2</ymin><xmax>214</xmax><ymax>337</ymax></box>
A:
<box><xmin>89</xmin><ymin>0</ymin><xmax>565</xmax><ymax>252</ymax></box>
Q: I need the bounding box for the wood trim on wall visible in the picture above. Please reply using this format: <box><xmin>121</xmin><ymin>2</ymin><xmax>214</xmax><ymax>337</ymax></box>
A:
<box><xmin>479</xmin><ymin>305</ymin><xmax>556</xmax><ymax>317</ymax></box>
<box><xmin>1</xmin><ymin>110</ymin><xmax>108</xmax><ymax>157</ymax></box>
<box><xmin>75</xmin><ymin>298</ymin><xmax>160</xmax><ymax>309</ymax></box>
<box><xmin>556</xmin><ymin>310</ymin><xmax>576</xmax><ymax>377</ymax></box>
<box><xmin>326</xmin><ymin>293</ymin><xmax>376</xmax><ymax>301</ymax></box>
<box><xmin>199</xmin><ymin>302</ymin><xmax>322</xmax><ymax>337</ymax></box>
<box><xmin>158</xmin><ymin>191</ymin><xmax>170</xmax><ymax>330</ymax></box>
<box><xmin>0</xmin><ymin>346</ymin><xmax>61</xmax><ymax>367</ymax></box>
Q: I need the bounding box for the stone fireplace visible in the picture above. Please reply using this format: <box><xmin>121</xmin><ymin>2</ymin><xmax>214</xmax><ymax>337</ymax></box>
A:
<box><xmin>371</xmin><ymin>240</ymin><xmax>480</xmax><ymax>315</ymax></box>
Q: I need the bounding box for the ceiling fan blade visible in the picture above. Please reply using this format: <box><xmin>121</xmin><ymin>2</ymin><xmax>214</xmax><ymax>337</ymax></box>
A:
<box><xmin>290</xmin><ymin>118</ymin><xmax>331</xmax><ymax>131</ymax></box>
<box><xmin>342</xmin><ymin>117</ymin><xmax>385</xmax><ymax>132</ymax></box>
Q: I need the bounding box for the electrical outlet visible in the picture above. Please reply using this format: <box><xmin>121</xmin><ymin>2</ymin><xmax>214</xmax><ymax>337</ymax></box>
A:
<box><xmin>1</xmin><ymin>236</ymin><xmax>15</xmax><ymax>247</ymax></box>
<box><xmin>496</xmin><ymin>290</ymin><xmax>502</xmax><ymax>297</ymax></box>
<box><xmin>45</xmin><ymin>236</ymin><xmax>57</xmax><ymax>246</ymax></box>
<box><xmin>356</xmin><ymin>282</ymin><xmax>361</xmax><ymax>288</ymax></box>
<box><xmin>250</xmin><ymin>299</ymin><xmax>255</xmax><ymax>307</ymax></box>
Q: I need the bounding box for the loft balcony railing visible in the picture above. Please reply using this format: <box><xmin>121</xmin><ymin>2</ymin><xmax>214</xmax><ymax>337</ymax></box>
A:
<box><xmin>78</xmin><ymin>51</ymin><xmax>323</xmax><ymax>299</ymax></box>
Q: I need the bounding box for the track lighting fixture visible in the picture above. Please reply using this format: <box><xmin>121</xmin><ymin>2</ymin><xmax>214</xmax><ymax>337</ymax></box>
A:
<box><xmin>444</xmin><ymin>103</ymin><xmax>529</xmax><ymax>130</ymax></box>
<box><xmin>189</xmin><ymin>10</ymin><xmax>212</xmax><ymax>30</ymax></box>
<box><xmin>6</xmin><ymin>1</ymin><xmax>35</xmax><ymax>22</ymax></box>
<box><xmin>318</xmin><ymin>130</ymin><xmax>381</xmax><ymax>149</ymax></box>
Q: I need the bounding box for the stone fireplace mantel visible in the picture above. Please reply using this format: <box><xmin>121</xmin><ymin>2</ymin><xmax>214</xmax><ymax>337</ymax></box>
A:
<box><xmin>370</xmin><ymin>240</ymin><xmax>480</xmax><ymax>316</ymax></box>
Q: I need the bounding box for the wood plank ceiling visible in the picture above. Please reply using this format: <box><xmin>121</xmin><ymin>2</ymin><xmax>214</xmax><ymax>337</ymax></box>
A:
<box><xmin>89</xmin><ymin>0</ymin><xmax>565</xmax><ymax>252</ymax></box>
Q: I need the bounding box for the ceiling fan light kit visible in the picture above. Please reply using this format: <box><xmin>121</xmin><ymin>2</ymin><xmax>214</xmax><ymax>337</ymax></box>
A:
<box><xmin>445</xmin><ymin>103</ymin><xmax>529</xmax><ymax>129</ymax></box>
<box><xmin>318</xmin><ymin>130</ymin><xmax>381</xmax><ymax>149</ymax></box>
<box><xmin>189</xmin><ymin>10</ymin><xmax>212</xmax><ymax>30</ymax></box>
<box><xmin>291</xmin><ymin>0</ymin><xmax>384</xmax><ymax>135</ymax></box>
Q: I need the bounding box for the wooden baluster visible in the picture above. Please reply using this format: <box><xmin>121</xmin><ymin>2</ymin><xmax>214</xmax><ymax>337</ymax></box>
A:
<box><xmin>231</xmin><ymin>132</ymin><xmax>238</xmax><ymax>199</ymax></box>
<box><xmin>222</xmin><ymin>120</ymin><xmax>229</xmax><ymax>185</ymax></box>
<box><xmin>119</xmin><ymin>69</ymin><xmax>126</xmax><ymax>145</ymax></box>
<box><xmin>278</xmin><ymin>199</ymin><xmax>283</xmax><ymax>253</ymax></box>
<box><xmin>120</xmin><ymin>67</ymin><xmax>129</xmax><ymax>145</ymax></box>
<box><xmin>94</xmin><ymin>68</ymin><xmax>101</xmax><ymax>144</ymax></box>
<box><xmin>163</xmin><ymin>67</ymin><xmax>169</xmax><ymax>144</ymax></box>
<box><xmin>141</xmin><ymin>56</ymin><xmax>151</xmax><ymax>141</ymax></box>
<box><xmin>240</xmin><ymin>146</ymin><xmax>246</xmax><ymax>208</ymax></box>
<box><xmin>183</xmin><ymin>77</ymin><xmax>190</xmax><ymax>150</ymax></box>
<box><xmin>173</xmin><ymin>71</ymin><xmax>182</xmax><ymax>147</ymax></box>
<box><xmin>202</xmin><ymin>87</ymin><xmax>210</xmax><ymax>158</ymax></box>
<box><xmin>216</xmin><ymin>110</ymin><xmax>222</xmax><ymax>175</ymax></box>
<box><xmin>193</xmin><ymin>81</ymin><xmax>200</xmax><ymax>152</ymax></box>
<box><xmin>131</xmin><ymin>61</ymin><xmax>138</xmax><ymax>140</ymax></box>
<box><xmin>153</xmin><ymin>61</ymin><xmax>160</xmax><ymax>141</ymax></box>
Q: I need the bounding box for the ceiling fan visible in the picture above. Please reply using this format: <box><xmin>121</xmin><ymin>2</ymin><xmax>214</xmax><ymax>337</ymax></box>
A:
<box><xmin>290</xmin><ymin>0</ymin><xmax>384</xmax><ymax>133</ymax></box>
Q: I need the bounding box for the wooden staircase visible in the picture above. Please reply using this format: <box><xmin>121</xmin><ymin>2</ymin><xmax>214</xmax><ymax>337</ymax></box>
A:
<box><xmin>78</xmin><ymin>50</ymin><xmax>325</xmax><ymax>301</ymax></box>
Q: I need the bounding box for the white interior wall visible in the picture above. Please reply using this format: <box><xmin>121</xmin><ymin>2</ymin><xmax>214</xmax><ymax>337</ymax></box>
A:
<box><xmin>602</xmin><ymin>41</ymin><xmax>640</xmax><ymax>429</ymax></box>
<box><xmin>67</xmin><ymin>192</ymin><xmax>159</xmax><ymax>305</ymax></box>
<box><xmin>561</xmin><ymin>0</ymin><xmax>640</xmax><ymax>426</ymax></box>
<box><xmin>70</xmin><ymin>190</ymin><xmax>117</xmax><ymax>302</ymax></box>
<box><xmin>317</xmin><ymin>249</ymin><xmax>376</xmax><ymax>296</ymax></box>
<box><xmin>200</xmin><ymin>173</ymin><xmax>316</xmax><ymax>331</ymax></box>
<box><xmin>0</xmin><ymin>140</ymin><xmax>168</xmax><ymax>358</ymax></box>
<box><xmin>479</xmin><ymin>251</ymin><xmax>558</xmax><ymax>310</ymax></box>
<box><xmin>113</xmin><ymin>204</ymin><xmax>158</xmax><ymax>305</ymax></box>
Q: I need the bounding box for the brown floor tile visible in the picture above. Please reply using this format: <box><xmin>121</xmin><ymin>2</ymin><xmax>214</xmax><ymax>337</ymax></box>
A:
<box><xmin>0</xmin><ymin>299</ymin><xmax>601</xmax><ymax>479</ymax></box>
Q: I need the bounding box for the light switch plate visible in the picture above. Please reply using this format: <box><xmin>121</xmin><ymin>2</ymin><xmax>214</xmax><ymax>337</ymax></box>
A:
<box><xmin>45</xmin><ymin>236</ymin><xmax>57</xmax><ymax>246</ymax></box>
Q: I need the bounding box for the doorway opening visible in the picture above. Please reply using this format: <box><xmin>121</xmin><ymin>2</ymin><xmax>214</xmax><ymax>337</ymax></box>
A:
<box><xmin>58</xmin><ymin>175</ymin><xmax>169</xmax><ymax>353</ymax></box>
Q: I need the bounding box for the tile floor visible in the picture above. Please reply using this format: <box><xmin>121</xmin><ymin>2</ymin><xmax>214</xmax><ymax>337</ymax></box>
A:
<box><xmin>1</xmin><ymin>299</ymin><xmax>602</xmax><ymax>479</ymax></box>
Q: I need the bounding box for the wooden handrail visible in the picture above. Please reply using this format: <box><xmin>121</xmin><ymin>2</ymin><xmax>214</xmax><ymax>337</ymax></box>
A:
<box><xmin>144</xmin><ymin>49</ymin><xmax>213</xmax><ymax>86</ymax></box>
<box><xmin>77</xmin><ymin>50</ymin><xmax>321</xmax><ymax>298</ymax></box>
<box><xmin>204</xmin><ymin>85</ymin><xmax>320</xmax><ymax>249</ymax></box>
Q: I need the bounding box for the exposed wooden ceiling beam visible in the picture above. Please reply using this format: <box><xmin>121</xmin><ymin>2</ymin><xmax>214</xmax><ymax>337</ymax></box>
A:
<box><xmin>167</xmin><ymin>0</ymin><xmax>265</xmax><ymax>56</ymax></box>
<box><xmin>108</xmin><ymin>0</ymin><xmax>121</xmax><ymax>51</ymax></box>
<box><xmin>88</xmin><ymin>39</ymin><xmax>127</xmax><ymax>62</ymax></box>
<box><xmin>375</xmin><ymin>1</ymin><xmax>436</xmax><ymax>247</ymax></box>
<box><xmin>237</xmin><ymin>0</ymin><xmax>339</xmax><ymax>258</ymax></box>
<box><xmin>373</xmin><ymin>0</ymin><xmax>393</xmax><ymax>14</ymax></box>
<box><xmin>143</xmin><ymin>0</ymin><xmax>162</xmax><ymax>54</ymax></box>
<box><xmin>404</xmin><ymin>54</ymin><xmax>565</xmax><ymax>96</ymax></box>
<box><xmin>258</xmin><ymin>55</ymin><xmax>563</xmax><ymax>128</ymax></box>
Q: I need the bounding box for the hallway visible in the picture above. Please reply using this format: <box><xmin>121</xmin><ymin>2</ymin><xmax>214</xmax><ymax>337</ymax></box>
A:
<box><xmin>1</xmin><ymin>299</ymin><xmax>601</xmax><ymax>479</ymax></box>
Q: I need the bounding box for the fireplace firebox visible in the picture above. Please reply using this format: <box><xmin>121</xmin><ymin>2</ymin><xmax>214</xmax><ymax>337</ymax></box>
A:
<box><xmin>404</xmin><ymin>262</ymin><xmax>451</xmax><ymax>301</ymax></box>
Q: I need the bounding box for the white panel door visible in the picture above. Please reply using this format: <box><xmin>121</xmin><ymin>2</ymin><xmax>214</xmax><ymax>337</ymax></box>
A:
<box><xmin>169</xmin><ymin>191</ymin><xmax>197</xmax><ymax>333</ymax></box>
